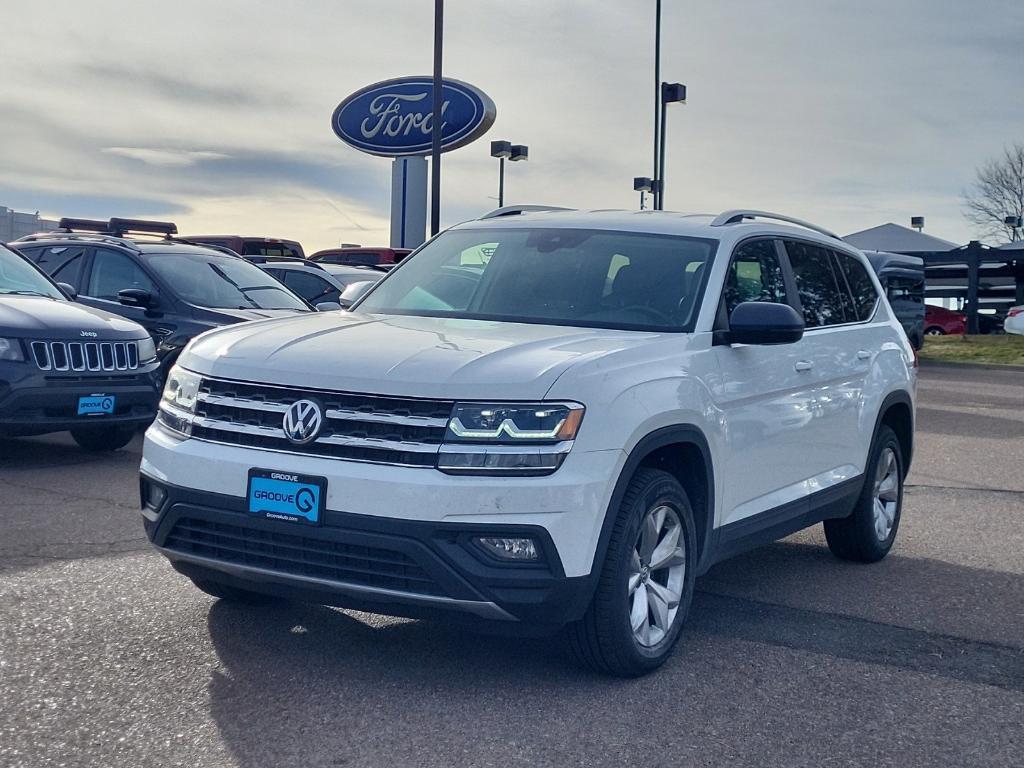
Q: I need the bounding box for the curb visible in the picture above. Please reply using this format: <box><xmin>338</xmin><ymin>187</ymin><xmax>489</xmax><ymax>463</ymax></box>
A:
<box><xmin>918</xmin><ymin>359</ymin><xmax>1024</xmax><ymax>373</ymax></box>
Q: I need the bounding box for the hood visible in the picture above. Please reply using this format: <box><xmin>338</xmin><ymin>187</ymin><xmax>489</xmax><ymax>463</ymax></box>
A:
<box><xmin>0</xmin><ymin>296</ymin><xmax>148</xmax><ymax>338</ymax></box>
<box><xmin>179</xmin><ymin>311</ymin><xmax>660</xmax><ymax>400</ymax></box>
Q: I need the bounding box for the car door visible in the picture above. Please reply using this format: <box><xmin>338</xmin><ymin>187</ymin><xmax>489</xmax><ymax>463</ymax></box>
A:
<box><xmin>709</xmin><ymin>237</ymin><xmax>827</xmax><ymax>528</ymax></box>
<box><xmin>780</xmin><ymin>240</ymin><xmax>867</xmax><ymax>487</ymax></box>
<box><xmin>78</xmin><ymin>247</ymin><xmax>167</xmax><ymax>338</ymax></box>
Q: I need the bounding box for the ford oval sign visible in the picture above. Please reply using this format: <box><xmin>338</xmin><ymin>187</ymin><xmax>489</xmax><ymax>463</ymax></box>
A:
<box><xmin>331</xmin><ymin>76</ymin><xmax>496</xmax><ymax>157</ymax></box>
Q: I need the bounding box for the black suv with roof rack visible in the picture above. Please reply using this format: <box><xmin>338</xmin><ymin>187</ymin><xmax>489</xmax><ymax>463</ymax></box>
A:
<box><xmin>12</xmin><ymin>218</ymin><xmax>312</xmax><ymax>379</ymax></box>
<box><xmin>0</xmin><ymin>241</ymin><xmax>160</xmax><ymax>451</ymax></box>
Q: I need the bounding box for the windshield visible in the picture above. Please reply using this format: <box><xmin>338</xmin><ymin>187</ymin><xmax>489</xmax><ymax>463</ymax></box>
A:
<box><xmin>356</xmin><ymin>228</ymin><xmax>718</xmax><ymax>331</ymax></box>
<box><xmin>147</xmin><ymin>252</ymin><xmax>308</xmax><ymax>310</ymax></box>
<box><xmin>0</xmin><ymin>244</ymin><xmax>66</xmax><ymax>299</ymax></box>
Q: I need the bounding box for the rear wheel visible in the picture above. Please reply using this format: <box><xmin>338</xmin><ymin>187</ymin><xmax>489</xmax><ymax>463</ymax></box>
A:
<box><xmin>567</xmin><ymin>468</ymin><xmax>696</xmax><ymax>677</ymax></box>
<box><xmin>190</xmin><ymin>577</ymin><xmax>278</xmax><ymax>605</ymax></box>
<box><xmin>824</xmin><ymin>425</ymin><xmax>904</xmax><ymax>562</ymax></box>
<box><xmin>70</xmin><ymin>425</ymin><xmax>136</xmax><ymax>452</ymax></box>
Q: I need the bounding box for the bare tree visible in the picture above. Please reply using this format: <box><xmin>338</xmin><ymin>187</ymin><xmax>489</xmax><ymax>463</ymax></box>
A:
<box><xmin>963</xmin><ymin>142</ymin><xmax>1024</xmax><ymax>243</ymax></box>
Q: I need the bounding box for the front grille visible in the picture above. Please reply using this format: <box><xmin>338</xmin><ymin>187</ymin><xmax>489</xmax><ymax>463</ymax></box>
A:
<box><xmin>31</xmin><ymin>340</ymin><xmax>139</xmax><ymax>372</ymax></box>
<box><xmin>165</xmin><ymin>517</ymin><xmax>443</xmax><ymax>596</ymax></box>
<box><xmin>190</xmin><ymin>377</ymin><xmax>453</xmax><ymax>466</ymax></box>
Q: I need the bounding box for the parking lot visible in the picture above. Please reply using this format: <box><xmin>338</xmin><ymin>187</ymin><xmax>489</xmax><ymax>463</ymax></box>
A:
<box><xmin>0</xmin><ymin>364</ymin><xmax>1021</xmax><ymax>768</ymax></box>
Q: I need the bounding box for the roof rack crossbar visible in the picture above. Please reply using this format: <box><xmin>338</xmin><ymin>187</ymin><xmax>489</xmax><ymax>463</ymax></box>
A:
<box><xmin>108</xmin><ymin>217</ymin><xmax>177</xmax><ymax>237</ymax></box>
<box><xmin>478</xmin><ymin>205</ymin><xmax>575</xmax><ymax>220</ymax></box>
<box><xmin>710</xmin><ymin>209</ymin><xmax>840</xmax><ymax>240</ymax></box>
<box><xmin>57</xmin><ymin>217</ymin><xmax>109</xmax><ymax>233</ymax></box>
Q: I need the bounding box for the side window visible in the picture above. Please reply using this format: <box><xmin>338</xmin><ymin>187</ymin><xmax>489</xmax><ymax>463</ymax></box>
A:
<box><xmin>33</xmin><ymin>245</ymin><xmax>86</xmax><ymax>275</ymax></box>
<box><xmin>723</xmin><ymin>239</ymin><xmax>787</xmax><ymax>315</ymax></box>
<box><xmin>86</xmin><ymin>249</ymin><xmax>154</xmax><ymax>301</ymax></box>
<box><xmin>785</xmin><ymin>241</ymin><xmax>847</xmax><ymax>328</ymax></box>
<box><xmin>52</xmin><ymin>254</ymin><xmax>85</xmax><ymax>288</ymax></box>
<box><xmin>284</xmin><ymin>271</ymin><xmax>338</xmax><ymax>303</ymax></box>
<box><xmin>834</xmin><ymin>251</ymin><xmax>879</xmax><ymax>321</ymax></box>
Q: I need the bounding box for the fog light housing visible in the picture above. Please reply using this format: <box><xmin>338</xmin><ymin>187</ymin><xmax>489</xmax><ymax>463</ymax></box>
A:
<box><xmin>473</xmin><ymin>536</ymin><xmax>540</xmax><ymax>561</ymax></box>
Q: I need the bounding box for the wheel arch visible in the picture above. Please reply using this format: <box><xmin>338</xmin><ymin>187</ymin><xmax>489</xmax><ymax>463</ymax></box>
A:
<box><xmin>874</xmin><ymin>390</ymin><xmax>914</xmax><ymax>475</ymax></box>
<box><xmin>588</xmin><ymin>425</ymin><xmax>716</xmax><ymax>588</ymax></box>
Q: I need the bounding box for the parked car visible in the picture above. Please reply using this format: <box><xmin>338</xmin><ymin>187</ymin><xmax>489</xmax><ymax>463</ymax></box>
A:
<box><xmin>13</xmin><ymin>219</ymin><xmax>311</xmax><ymax>379</ymax></box>
<box><xmin>179</xmin><ymin>235</ymin><xmax>305</xmax><ymax>260</ymax></box>
<box><xmin>924</xmin><ymin>304</ymin><xmax>966</xmax><ymax>336</ymax></box>
<box><xmin>0</xmin><ymin>242</ymin><xmax>160</xmax><ymax>450</ymax></box>
<box><xmin>258</xmin><ymin>260</ymin><xmax>384</xmax><ymax>308</ymax></box>
<box><xmin>866</xmin><ymin>251</ymin><xmax>925</xmax><ymax>349</ymax></box>
<box><xmin>309</xmin><ymin>246</ymin><xmax>412</xmax><ymax>268</ymax></box>
<box><xmin>1005</xmin><ymin>305</ymin><xmax>1024</xmax><ymax>335</ymax></box>
<box><xmin>141</xmin><ymin>207</ymin><xmax>915</xmax><ymax>676</ymax></box>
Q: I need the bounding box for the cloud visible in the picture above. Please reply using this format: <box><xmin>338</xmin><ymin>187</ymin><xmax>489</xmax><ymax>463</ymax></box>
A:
<box><xmin>102</xmin><ymin>147</ymin><xmax>231</xmax><ymax>167</ymax></box>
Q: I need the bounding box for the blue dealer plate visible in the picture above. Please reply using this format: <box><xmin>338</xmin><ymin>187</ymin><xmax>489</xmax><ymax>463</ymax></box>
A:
<box><xmin>77</xmin><ymin>395</ymin><xmax>115</xmax><ymax>416</ymax></box>
<box><xmin>247</xmin><ymin>469</ymin><xmax>326</xmax><ymax>526</ymax></box>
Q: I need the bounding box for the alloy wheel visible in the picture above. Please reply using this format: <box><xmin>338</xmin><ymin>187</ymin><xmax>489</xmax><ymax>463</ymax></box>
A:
<box><xmin>628</xmin><ymin>504</ymin><xmax>687</xmax><ymax>647</ymax></box>
<box><xmin>872</xmin><ymin>447</ymin><xmax>900</xmax><ymax>541</ymax></box>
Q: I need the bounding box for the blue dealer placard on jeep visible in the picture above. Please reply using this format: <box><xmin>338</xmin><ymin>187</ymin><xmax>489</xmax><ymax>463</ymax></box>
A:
<box><xmin>247</xmin><ymin>470</ymin><xmax>325</xmax><ymax>525</ymax></box>
<box><xmin>77</xmin><ymin>395</ymin><xmax>115</xmax><ymax>415</ymax></box>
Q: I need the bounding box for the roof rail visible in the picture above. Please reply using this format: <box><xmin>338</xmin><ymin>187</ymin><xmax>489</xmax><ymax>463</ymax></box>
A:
<box><xmin>13</xmin><ymin>231</ymin><xmax>140</xmax><ymax>250</ymax></box>
<box><xmin>478</xmin><ymin>205</ymin><xmax>574</xmax><ymax>220</ymax></box>
<box><xmin>710</xmin><ymin>209</ymin><xmax>840</xmax><ymax>240</ymax></box>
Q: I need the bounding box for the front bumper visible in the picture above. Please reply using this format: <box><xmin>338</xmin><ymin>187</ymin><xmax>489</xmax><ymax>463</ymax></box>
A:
<box><xmin>141</xmin><ymin>424</ymin><xmax>625</xmax><ymax>625</ymax></box>
<box><xmin>0</xmin><ymin>370</ymin><xmax>160</xmax><ymax>435</ymax></box>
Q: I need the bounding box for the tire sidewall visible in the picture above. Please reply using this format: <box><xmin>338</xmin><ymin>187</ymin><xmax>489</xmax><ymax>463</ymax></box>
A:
<box><xmin>606</xmin><ymin>472</ymin><xmax>697</xmax><ymax>667</ymax></box>
<box><xmin>855</xmin><ymin>426</ymin><xmax>904</xmax><ymax>558</ymax></box>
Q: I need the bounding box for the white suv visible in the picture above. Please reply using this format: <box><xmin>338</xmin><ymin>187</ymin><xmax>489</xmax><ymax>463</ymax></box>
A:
<box><xmin>141</xmin><ymin>208</ymin><xmax>916</xmax><ymax>676</ymax></box>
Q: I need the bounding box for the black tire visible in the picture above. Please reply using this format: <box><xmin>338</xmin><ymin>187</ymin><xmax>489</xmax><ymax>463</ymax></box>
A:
<box><xmin>190</xmin><ymin>577</ymin><xmax>277</xmax><ymax>605</ymax></box>
<box><xmin>824</xmin><ymin>425</ymin><xmax>904</xmax><ymax>563</ymax></box>
<box><xmin>567</xmin><ymin>468</ymin><xmax>697</xmax><ymax>677</ymax></box>
<box><xmin>70</xmin><ymin>425</ymin><xmax>136</xmax><ymax>452</ymax></box>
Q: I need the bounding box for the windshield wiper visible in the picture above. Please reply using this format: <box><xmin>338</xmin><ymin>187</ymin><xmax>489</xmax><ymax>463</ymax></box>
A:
<box><xmin>0</xmin><ymin>289</ymin><xmax>53</xmax><ymax>297</ymax></box>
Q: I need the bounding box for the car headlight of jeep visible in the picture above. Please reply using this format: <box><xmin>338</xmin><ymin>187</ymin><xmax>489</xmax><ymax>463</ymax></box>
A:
<box><xmin>136</xmin><ymin>336</ymin><xmax>157</xmax><ymax>364</ymax></box>
<box><xmin>438</xmin><ymin>402</ymin><xmax>584</xmax><ymax>475</ymax></box>
<box><xmin>156</xmin><ymin>365</ymin><xmax>201</xmax><ymax>437</ymax></box>
<box><xmin>0</xmin><ymin>337</ymin><xmax>25</xmax><ymax>362</ymax></box>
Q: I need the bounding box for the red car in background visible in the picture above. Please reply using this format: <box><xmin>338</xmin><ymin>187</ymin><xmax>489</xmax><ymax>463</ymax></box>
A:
<box><xmin>309</xmin><ymin>246</ymin><xmax>412</xmax><ymax>268</ymax></box>
<box><xmin>181</xmin><ymin>235</ymin><xmax>305</xmax><ymax>260</ymax></box>
<box><xmin>924</xmin><ymin>304</ymin><xmax>966</xmax><ymax>336</ymax></box>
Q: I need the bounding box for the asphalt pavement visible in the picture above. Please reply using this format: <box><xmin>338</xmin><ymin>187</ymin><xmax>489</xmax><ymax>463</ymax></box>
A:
<box><xmin>1</xmin><ymin>364</ymin><xmax>1021</xmax><ymax>767</ymax></box>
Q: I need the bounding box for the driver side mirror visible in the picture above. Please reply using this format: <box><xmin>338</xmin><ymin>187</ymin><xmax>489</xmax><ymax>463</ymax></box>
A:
<box><xmin>726</xmin><ymin>302</ymin><xmax>804</xmax><ymax>345</ymax></box>
<box><xmin>57</xmin><ymin>282</ymin><xmax>77</xmax><ymax>301</ymax></box>
<box><xmin>338</xmin><ymin>280</ymin><xmax>376</xmax><ymax>310</ymax></box>
<box><xmin>315</xmin><ymin>301</ymin><xmax>342</xmax><ymax>312</ymax></box>
<box><xmin>118</xmin><ymin>288</ymin><xmax>156</xmax><ymax>309</ymax></box>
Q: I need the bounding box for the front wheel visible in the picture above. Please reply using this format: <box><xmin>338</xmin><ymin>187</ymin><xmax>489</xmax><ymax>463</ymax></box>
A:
<box><xmin>70</xmin><ymin>425</ymin><xmax>136</xmax><ymax>452</ymax></box>
<box><xmin>567</xmin><ymin>468</ymin><xmax>696</xmax><ymax>677</ymax></box>
<box><xmin>824</xmin><ymin>425</ymin><xmax>904</xmax><ymax>562</ymax></box>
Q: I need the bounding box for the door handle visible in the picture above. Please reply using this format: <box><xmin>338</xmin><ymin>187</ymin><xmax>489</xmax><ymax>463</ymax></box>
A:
<box><xmin>856</xmin><ymin>350</ymin><xmax>871</xmax><ymax>360</ymax></box>
<box><xmin>794</xmin><ymin>360</ymin><xmax>814</xmax><ymax>372</ymax></box>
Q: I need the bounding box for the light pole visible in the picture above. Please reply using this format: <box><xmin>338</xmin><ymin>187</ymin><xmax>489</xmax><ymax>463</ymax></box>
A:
<box><xmin>657</xmin><ymin>82</ymin><xmax>686</xmax><ymax>210</ymax></box>
<box><xmin>653</xmin><ymin>0</ymin><xmax>662</xmax><ymax>209</ymax></box>
<box><xmin>490</xmin><ymin>140</ymin><xmax>528</xmax><ymax>207</ymax></box>
<box><xmin>634</xmin><ymin>177</ymin><xmax>653</xmax><ymax>210</ymax></box>
<box><xmin>430</xmin><ymin>0</ymin><xmax>444</xmax><ymax>236</ymax></box>
<box><xmin>911</xmin><ymin>215</ymin><xmax>924</xmax><ymax>232</ymax></box>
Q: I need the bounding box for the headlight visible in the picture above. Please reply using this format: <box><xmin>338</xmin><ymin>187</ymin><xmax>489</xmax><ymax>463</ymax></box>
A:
<box><xmin>0</xmin><ymin>337</ymin><xmax>25</xmax><ymax>362</ymax></box>
<box><xmin>136</xmin><ymin>336</ymin><xmax>157</xmax><ymax>364</ymax></box>
<box><xmin>438</xmin><ymin>402</ymin><xmax>584</xmax><ymax>476</ymax></box>
<box><xmin>156</xmin><ymin>365</ymin><xmax>201</xmax><ymax>437</ymax></box>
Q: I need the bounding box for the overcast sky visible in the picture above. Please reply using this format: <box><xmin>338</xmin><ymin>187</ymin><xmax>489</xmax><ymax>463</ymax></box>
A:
<box><xmin>2</xmin><ymin>0</ymin><xmax>1022</xmax><ymax>252</ymax></box>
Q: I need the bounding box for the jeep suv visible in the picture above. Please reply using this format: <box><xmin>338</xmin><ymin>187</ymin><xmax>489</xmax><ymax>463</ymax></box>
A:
<box><xmin>141</xmin><ymin>208</ymin><xmax>916</xmax><ymax>676</ymax></box>
<box><xmin>0</xmin><ymin>242</ymin><xmax>160</xmax><ymax>450</ymax></box>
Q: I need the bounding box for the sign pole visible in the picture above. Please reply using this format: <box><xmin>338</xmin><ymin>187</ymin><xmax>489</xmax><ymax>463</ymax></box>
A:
<box><xmin>430</xmin><ymin>0</ymin><xmax>444</xmax><ymax>236</ymax></box>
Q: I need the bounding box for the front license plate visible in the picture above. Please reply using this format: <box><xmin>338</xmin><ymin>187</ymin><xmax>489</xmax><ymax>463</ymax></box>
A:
<box><xmin>77</xmin><ymin>394</ymin><xmax>115</xmax><ymax>416</ymax></box>
<box><xmin>247</xmin><ymin>469</ymin><xmax>326</xmax><ymax>526</ymax></box>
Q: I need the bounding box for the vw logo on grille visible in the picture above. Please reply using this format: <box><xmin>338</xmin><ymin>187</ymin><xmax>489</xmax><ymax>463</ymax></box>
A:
<box><xmin>282</xmin><ymin>399</ymin><xmax>323</xmax><ymax>445</ymax></box>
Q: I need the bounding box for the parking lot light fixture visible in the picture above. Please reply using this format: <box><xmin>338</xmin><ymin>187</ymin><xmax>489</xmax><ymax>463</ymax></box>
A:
<box><xmin>657</xmin><ymin>82</ymin><xmax>687</xmax><ymax>210</ymax></box>
<box><xmin>490</xmin><ymin>140</ymin><xmax>527</xmax><ymax>207</ymax></box>
<box><xmin>634</xmin><ymin>176</ymin><xmax>653</xmax><ymax>209</ymax></box>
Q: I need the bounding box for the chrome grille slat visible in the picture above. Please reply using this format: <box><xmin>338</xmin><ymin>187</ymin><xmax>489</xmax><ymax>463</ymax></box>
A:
<box><xmin>190</xmin><ymin>377</ymin><xmax>454</xmax><ymax>466</ymax></box>
<box><xmin>29</xmin><ymin>340</ymin><xmax>140</xmax><ymax>372</ymax></box>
